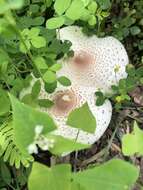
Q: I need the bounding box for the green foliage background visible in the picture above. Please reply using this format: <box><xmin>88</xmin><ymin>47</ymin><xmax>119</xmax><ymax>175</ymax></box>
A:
<box><xmin>0</xmin><ymin>0</ymin><xmax>142</xmax><ymax>189</ymax></box>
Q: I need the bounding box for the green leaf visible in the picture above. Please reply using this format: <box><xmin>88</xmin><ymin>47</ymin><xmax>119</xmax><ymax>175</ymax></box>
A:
<box><xmin>0</xmin><ymin>89</ymin><xmax>10</xmax><ymax>116</ymax></box>
<box><xmin>31</xmin><ymin>80</ymin><xmax>41</xmax><ymax>99</ymax></box>
<box><xmin>44</xmin><ymin>81</ymin><xmax>57</xmax><ymax>93</ymax></box>
<box><xmin>28</xmin><ymin>163</ymin><xmax>71</xmax><ymax>190</ymax></box>
<box><xmin>38</xmin><ymin>99</ymin><xmax>54</xmax><ymax>108</ymax></box>
<box><xmin>71</xmin><ymin>182</ymin><xmax>85</xmax><ymax>190</ymax></box>
<box><xmin>28</xmin><ymin>27</ymin><xmax>40</xmax><ymax>38</ymax></box>
<box><xmin>46</xmin><ymin>0</ymin><xmax>53</xmax><ymax>7</ymax></box>
<box><xmin>73</xmin><ymin>159</ymin><xmax>139</xmax><ymax>190</ymax></box>
<box><xmin>34</xmin><ymin>56</ymin><xmax>48</xmax><ymax>70</ymax></box>
<box><xmin>46</xmin><ymin>17</ymin><xmax>65</xmax><ymax>29</ymax></box>
<box><xmin>20</xmin><ymin>39</ymin><xmax>31</xmax><ymax>53</ymax></box>
<box><xmin>130</xmin><ymin>26</ymin><xmax>141</xmax><ymax>35</ymax></box>
<box><xmin>43</xmin><ymin>70</ymin><xmax>57</xmax><ymax>83</ymax></box>
<box><xmin>96</xmin><ymin>0</ymin><xmax>111</xmax><ymax>10</ymax></box>
<box><xmin>122</xmin><ymin>121</ymin><xmax>143</xmax><ymax>156</ymax></box>
<box><xmin>67</xmin><ymin>103</ymin><xmax>96</xmax><ymax>133</ymax></box>
<box><xmin>0</xmin><ymin>49</ymin><xmax>9</xmax><ymax>74</ymax></box>
<box><xmin>21</xmin><ymin>94</ymin><xmax>37</xmax><ymax>107</ymax></box>
<box><xmin>50</xmin><ymin>63</ymin><xmax>62</xmax><ymax>72</ymax></box>
<box><xmin>126</xmin><ymin>64</ymin><xmax>136</xmax><ymax>76</ymax></box>
<box><xmin>0</xmin><ymin>162</ymin><xmax>11</xmax><ymax>185</ymax></box>
<box><xmin>54</xmin><ymin>0</ymin><xmax>71</xmax><ymax>15</ymax></box>
<box><xmin>87</xmin><ymin>1</ymin><xmax>97</xmax><ymax>14</ymax></box>
<box><xmin>88</xmin><ymin>15</ymin><xmax>97</xmax><ymax>26</ymax></box>
<box><xmin>46</xmin><ymin>134</ymin><xmax>89</xmax><ymax>155</ymax></box>
<box><xmin>0</xmin><ymin>0</ymin><xmax>23</xmax><ymax>14</ymax></box>
<box><xmin>95</xmin><ymin>91</ymin><xmax>106</xmax><ymax>106</ymax></box>
<box><xmin>65</xmin><ymin>0</ymin><xmax>84</xmax><ymax>20</ymax></box>
<box><xmin>7</xmin><ymin>0</ymin><xmax>24</xmax><ymax>9</ymax></box>
<box><xmin>58</xmin><ymin>76</ymin><xmax>71</xmax><ymax>86</ymax></box>
<box><xmin>33</xmin><ymin>17</ymin><xmax>45</xmax><ymax>26</ymax></box>
<box><xmin>136</xmin><ymin>67</ymin><xmax>143</xmax><ymax>77</ymax></box>
<box><xmin>81</xmin><ymin>0</ymin><xmax>90</xmax><ymax>6</ymax></box>
<box><xmin>9</xmin><ymin>94</ymin><xmax>57</xmax><ymax>155</ymax></box>
<box><xmin>31</xmin><ymin>36</ymin><xmax>46</xmax><ymax>48</ymax></box>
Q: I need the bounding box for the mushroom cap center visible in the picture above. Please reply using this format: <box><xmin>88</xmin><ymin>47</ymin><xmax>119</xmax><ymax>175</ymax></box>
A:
<box><xmin>50</xmin><ymin>90</ymin><xmax>77</xmax><ymax>117</ymax></box>
<box><xmin>71</xmin><ymin>51</ymin><xmax>94</xmax><ymax>70</ymax></box>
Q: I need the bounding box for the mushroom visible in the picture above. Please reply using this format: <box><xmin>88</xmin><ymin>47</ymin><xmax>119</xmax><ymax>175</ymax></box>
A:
<box><xmin>20</xmin><ymin>25</ymin><xmax>129</xmax><ymax>146</ymax></box>
<box><xmin>20</xmin><ymin>81</ymin><xmax>112</xmax><ymax>145</ymax></box>
<box><xmin>57</xmin><ymin>26</ymin><xmax>129</xmax><ymax>93</ymax></box>
<box><xmin>39</xmin><ymin>84</ymin><xmax>112</xmax><ymax>145</ymax></box>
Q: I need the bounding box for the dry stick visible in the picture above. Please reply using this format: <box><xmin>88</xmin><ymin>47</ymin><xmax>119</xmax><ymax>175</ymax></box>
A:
<box><xmin>80</xmin><ymin>147</ymin><xmax>107</xmax><ymax>167</ymax></box>
<box><xmin>103</xmin><ymin>124</ymin><xmax>119</xmax><ymax>161</ymax></box>
<box><xmin>80</xmin><ymin>124</ymin><xmax>119</xmax><ymax>167</ymax></box>
<box><xmin>103</xmin><ymin>112</ymin><xmax>126</xmax><ymax>161</ymax></box>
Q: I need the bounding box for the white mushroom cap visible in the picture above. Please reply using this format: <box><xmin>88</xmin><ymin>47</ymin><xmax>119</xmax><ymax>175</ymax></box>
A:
<box><xmin>57</xmin><ymin>26</ymin><xmax>129</xmax><ymax>93</ymax></box>
<box><xmin>39</xmin><ymin>84</ymin><xmax>112</xmax><ymax>145</ymax></box>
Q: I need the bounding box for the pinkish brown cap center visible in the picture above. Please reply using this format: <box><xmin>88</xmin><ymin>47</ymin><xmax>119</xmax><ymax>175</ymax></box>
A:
<box><xmin>50</xmin><ymin>90</ymin><xmax>77</xmax><ymax>117</ymax></box>
<box><xmin>71</xmin><ymin>51</ymin><xmax>94</xmax><ymax>70</ymax></box>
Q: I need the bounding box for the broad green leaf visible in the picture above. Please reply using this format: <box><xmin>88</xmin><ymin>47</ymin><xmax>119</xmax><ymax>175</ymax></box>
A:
<box><xmin>31</xmin><ymin>36</ymin><xmax>46</xmax><ymax>48</ymax></box>
<box><xmin>46</xmin><ymin>17</ymin><xmax>65</xmax><ymax>29</ymax></box>
<box><xmin>54</xmin><ymin>0</ymin><xmax>71</xmax><ymax>15</ymax></box>
<box><xmin>34</xmin><ymin>56</ymin><xmax>48</xmax><ymax>70</ymax></box>
<box><xmin>28</xmin><ymin>162</ymin><xmax>71</xmax><ymax>190</ymax></box>
<box><xmin>71</xmin><ymin>182</ymin><xmax>85</xmax><ymax>190</ymax></box>
<box><xmin>9</xmin><ymin>94</ymin><xmax>57</xmax><ymax>155</ymax></box>
<box><xmin>65</xmin><ymin>0</ymin><xmax>84</xmax><ymax>20</ymax></box>
<box><xmin>73</xmin><ymin>159</ymin><xmax>139</xmax><ymax>190</ymax></box>
<box><xmin>0</xmin><ymin>89</ymin><xmax>10</xmax><ymax>116</ymax></box>
<box><xmin>58</xmin><ymin>76</ymin><xmax>71</xmax><ymax>86</ymax></box>
<box><xmin>122</xmin><ymin>121</ymin><xmax>143</xmax><ymax>156</ymax></box>
<box><xmin>46</xmin><ymin>134</ymin><xmax>89</xmax><ymax>155</ymax></box>
<box><xmin>67</xmin><ymin>103</ymin><xmax>96</xmax><ymax>133</ymax></box>
<box><xmin>43</xmin><ymin>70</ymin><xmax>56</xmax><ymax>83</ymax></box>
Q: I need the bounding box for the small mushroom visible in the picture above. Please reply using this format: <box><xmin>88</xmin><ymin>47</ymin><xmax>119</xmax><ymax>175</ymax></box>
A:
<box><xmin>39</xmin><ymin>84</ymin><xmax>112</xmax><ymax>145</ymax></box>
<box><xmin>57</xmin><ymin>26</ymin><xmax>129</xmax><ymax>93</ymax></box>
<box><xmin>21</xmin><ymin>81</ymin><xmax>112</xmax><ymax>145</ymax></box>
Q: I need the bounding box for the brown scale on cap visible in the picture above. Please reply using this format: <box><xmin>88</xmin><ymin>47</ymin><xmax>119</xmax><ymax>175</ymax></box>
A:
<box><xmin>70</xmin><ymin>51</ymin><xmax>95</xmax><ymax>70</ymax></box>
<box><xmin>49</xmin><ymin>89</ymin><xmax>78</xmax><ymax>117</ymax></box>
